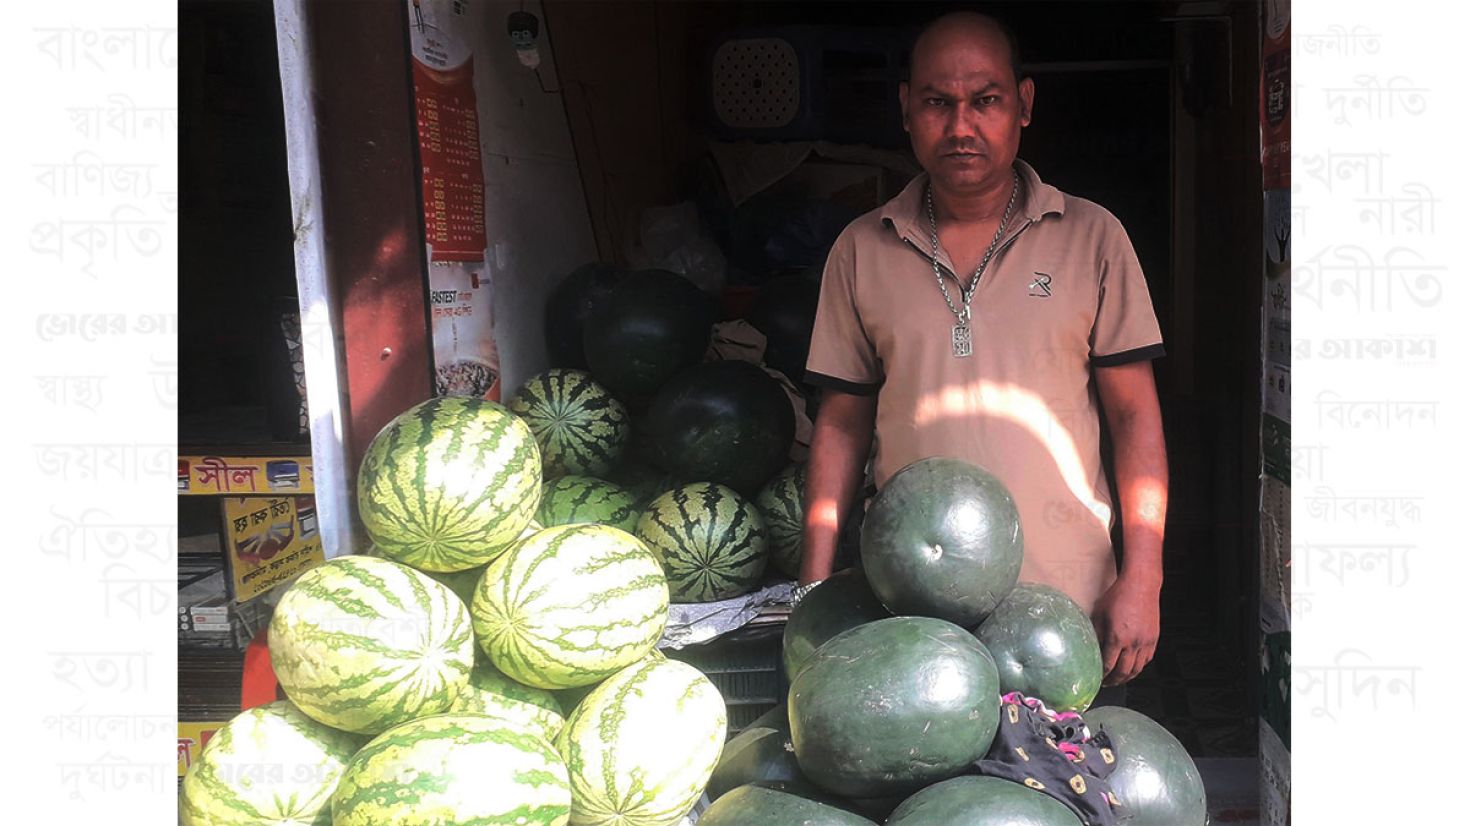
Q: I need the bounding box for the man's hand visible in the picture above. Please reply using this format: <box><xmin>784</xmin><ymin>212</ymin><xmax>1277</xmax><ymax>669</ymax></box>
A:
<box><xmin>1092</xmin><ymin>573</ymin><xmax>1161</xmax><ymax>686</ymax></box>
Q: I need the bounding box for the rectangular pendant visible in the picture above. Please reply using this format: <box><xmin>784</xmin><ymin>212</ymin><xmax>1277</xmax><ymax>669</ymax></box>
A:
<box><xmin>952</xmin><ymin>324</ymin><xmax>973</xmax><ymax>357</ymax></box>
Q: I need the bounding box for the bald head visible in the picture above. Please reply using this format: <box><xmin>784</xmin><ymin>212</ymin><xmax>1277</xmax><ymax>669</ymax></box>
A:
<box><xmin>909</xmin><ymin>12</ymin><xmax>1023</xmax><ymax>86</ymax></box>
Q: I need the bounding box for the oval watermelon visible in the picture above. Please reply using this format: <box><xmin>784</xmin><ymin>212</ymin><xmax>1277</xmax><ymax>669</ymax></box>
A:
<box><xmin>270</xmin><ymin>555</ymin><xmax>475</xmax><ymax>734</ymax></box>
<box><xmin>1082</xmin><ymin>706</ymin><xmax>1207</xmax><ymax>826</ymax></box>
<box><xmin>860</xmin><ymin>457</ymin><xmax>1023</xmax><ymax>627</ymax></box>
<box><xmin>886</xmin><ymin>775</ymin><xmax>1083</xmax><ymax>825</ymax></box>
<box><xmin>556</xmin><ymin>657</ymin><xmax>726</xmax><ymax>826</ymax></box>
<box><xmin>451</xmin><ymin>658</ymin><xmax>567</xmax><ymax>744</ymax></box>
<box><xmin>974</xmin><ymin>583</ymin><xmax>1104</xmax><ymax>712</ymax></box>
<box><xmin>781</xmin><ymin>568</ymin><xmax>891</xmax><ymax>681</ymax></box>
<box><xmin>536</xmin><ymin>476</ymin><xmax>641</xmax><ymax>533</ymax></box>
<box><xmin>180</xmin><ymin>700</ymin><xmax>364</xmax><ymax>826</ymax></box>
<box><xmin>416</xmin><ymin>518</ymin><xmax>542</xmax><ymax>608</ymax></box>
<box><xmin>509</xmin><ymin>368</ymin><xmax>630</xmax><ymax>479</ymax></box>
<box><xmin>472</xmin><ymin>524</ymin><xmax>669</xmax><ymax>689</ymax></box>
<box><xmin>756</xmin><ymin>463</ymin><xmax>806</xmax><ymax>578</ymax></box>
<box><xmin>332</xmin><ymin>713</ymin><xmax>571</xmax><ymax>826</ymax></box>
<box><xmin>582</xmin><ymin>268</ymin><xmax>713</xmax><ymax>404</ymax></box>
<box><xmin>636</xmin><ymin>482</ymin><xmax>768</xmax><ymax>603</ymax></box>
<box><xmin>698</xmin><ymin>782</ymin><xmax>877</xmax><ymax>826</ymax></box>
<box><xmin>645</xmin><ymin>359</ymin><xmax>796</xmax><ymax>495</ymax></box>
<box><xmin>545</xmin><ymin>262</ymin><xmax>626</xmax><ymax>369</ymax></box>
<box><xmin>706</xmin><ymin>704</ymin><xmax>805</xmax><ymax>801</ymax></box>
<box><xmin>357</xmin><ymin>397</ymin><xmax>541</xmax><ymax>572</ymax></box>
<box><xmin>790</xmin><ymin>616</ymin><xmax>1001</xmax><ymax>798</ymax></box>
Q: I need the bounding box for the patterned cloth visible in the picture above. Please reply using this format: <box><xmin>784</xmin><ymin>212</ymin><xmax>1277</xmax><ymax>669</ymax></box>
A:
<box><xmin>970</xmin><ymin>692</ymin><xmax>1122</xmax><ymax>826</ymax></box>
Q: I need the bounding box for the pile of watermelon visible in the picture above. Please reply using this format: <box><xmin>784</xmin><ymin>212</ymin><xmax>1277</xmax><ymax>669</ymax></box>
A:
<box><xmin>181</xmin><ymin>395</ymin><xmax>730</xmax><ymax>825</ymax></box>
<box><xmin>701</xmin><ymin>456</ymin><xmax>1210</xmax><ymax>825</ymax></box>
<box><xmin>531</xmin><ymin>262</ymin><xmax>813</xmax><ymax>601</ymax></box>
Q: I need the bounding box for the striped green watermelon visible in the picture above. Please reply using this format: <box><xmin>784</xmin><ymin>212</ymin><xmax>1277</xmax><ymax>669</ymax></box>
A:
<box><xmin>756</xmin><ymin>463</ymin><xmax>806</xmax><ymax>579</ymax></box>
<box><xmin>557</xmin><ymin>657</ymin><xmax>726</xmax><ymax>826</ymax></box>
<box><xmin>636</xmin><ymin>483</ymin><xmax>769</xmax><ymax>603</ymax></box>
<box><xmin>452</xmin><ymin>658</ymin><xmax>567</xmax><ymax>744</ymax></box>
<box><xmin>269</xmin><ymin>555</ymin><xmax>475</xmax><ymax>735</ymax></box>
<box><xmin>509</xmin><ymin>368</ymin><xmax>631</xmax><ymax>479</ymax></box>
<box><xmin>472</xmin><ymin>524</ymin><xmax>669</xmax><ymax>689</ymax></box>
<box><xmin>180</xmin><ymin>700</ymin><xmax>364</xmax><ymax>826</ymax></box>
<box><xmin>357</xmin><ymin>397</ymin><xmax>541</xmax><ymax>573</ymax></box>
<box><xmin>332</xmin><ymin>713</ymin><xmax>571</xmax><ymax>826</ymax></box>
<box><xmin>420</xmin><ymin>519</ymin><xmax>545</xmax><ymax>607</ymax></box>
<box><xmin>536</xmin><ymin>476</ymin><xmax>640</xmax><ymax>533</ymax></box>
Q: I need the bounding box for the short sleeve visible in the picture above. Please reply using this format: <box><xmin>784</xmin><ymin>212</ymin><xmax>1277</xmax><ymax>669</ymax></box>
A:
<box><xmin>1090</xmin><ymin>216</ymin><xmax>1165</xmax><ymax>367</ymax></box>
<box><xmin>805</xmin><ymin>230</ymin><xmax>884</xmax><ymax>394</ymax></box>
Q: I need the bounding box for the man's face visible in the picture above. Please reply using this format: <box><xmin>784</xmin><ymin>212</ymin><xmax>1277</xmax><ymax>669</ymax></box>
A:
<box><xmin>901</xmin><ymin>26</ymin><xmax>1034</xmax><ymax>194</ymax></box>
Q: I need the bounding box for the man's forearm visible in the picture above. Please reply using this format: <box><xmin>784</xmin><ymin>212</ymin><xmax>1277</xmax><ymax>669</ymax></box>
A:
<box><xmin>800</xmin><ymin>392</ymin><xmax>877</xmax><ymax>585</ymax></box>
<box><xmin>1095</xmin><ymin>363</ymin><xmax>1168</xmax><ymax>585</ymax></box>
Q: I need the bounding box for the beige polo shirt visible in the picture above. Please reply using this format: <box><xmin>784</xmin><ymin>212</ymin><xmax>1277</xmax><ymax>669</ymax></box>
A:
<box><xmin>806</xmin><ymin>159</ymin><xmax>1163</xmax><ymax>616</ymax></box>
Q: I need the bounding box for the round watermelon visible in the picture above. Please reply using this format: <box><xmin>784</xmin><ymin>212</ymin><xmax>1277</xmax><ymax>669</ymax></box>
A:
<box><xmin>645</xmin><ymin>359</ymin><xmax>796</xmax><ymax>495</ymax></box>
<box><xmin>636</xmin><ymin>482</ymin><xmax>768</xmax><ymax>603</ymax></box>
<box><xmin>790</xmin><ymin>616</ymin><xmax>1001</xmax><ymax>797</ymax></box>
<box><xmin>582</xmin><ymin>268</ymin><xmax>714</xmax><ymax>404</ymax></box>
<box><xmin>744</xmin><ymin>270</ymin><xmax>822</xmax><ymax>387</ymax></box>
<box><xmin>756</xmin><ymin>463</ymin><xmax>806</xmax><ymax>578</ymax></box>
<box><xmin>270</xmin><ymin>555</ymin><xmax>475</xmax><ymax>734</ymax></box>
<box><xmin>332</xmin><ymin>713</ymin><xmax>571</xmax><ymax>826</ymax></box>
<box><xmin>699</xmin><ymin>782</ymin><xmax>878</xmax><ymax>826</ymax></box>
<box><xmin>180</xmin><ymin>701</ymin><xmax>364</xmax><ymax>826</ymax></box>
<box><xmin>974</xmin><ymin>583</ymin><xmax>1104</xmax><ymax>711</ymax></box>
<box><xmin>860</xmin><ymin>457</ymin><xmax>1023</xmax><ymax>627</ymax></box>
<box><xmin>1082</xmin><ymin>706</ymin><xmax>1207</xmax><ymax>826</ymax></box>
<box><xmin>357</xmin><ymin>397</ymin><xmax>541</xmax><ymax>572</ymax></box>
<box><xmin>781</xmin><ymin>568</ymin><xmax>891</xmax><ymax>681</ymax></box>
<box><xmin>509</xmin><ymin>368</ymin><xmax>631</xmax><ymax>479</ymax></box>
<box><xmin>415</xmin><ymin>518</ymin><xmax>542</xmax><ymax>608</ymax></box>
<box><xmin>451</xmin><ymin>658</ymin><xmax>567</xmax><ymax>744</ymax></box>
<box><xmin>556</xmin><ymin>657</ymin><xmax>726</xmax><ymax>826</ymax></box>
<box><xmin>886</xmin><ymin>776</ymin><xmax>1083</xmax><ymax>825</ymax></box>
<box><xmin>536</xmin><ymin>476</ymin><xmax>641</xmax><ymax>533</ymax></box>
<box><xmin>472</xmin><ymin>524</ymin><xmax>669</xmax><ymax>689</ymax></box>
<box><xmin>706</xmin><ymin>704</ymin><xmax>805</xmax><ymax>801</ymax></box>
<box><xmin>546</xmin><ymin>262</ymin><xmax>627</xmax><ymax>369</ymax></box>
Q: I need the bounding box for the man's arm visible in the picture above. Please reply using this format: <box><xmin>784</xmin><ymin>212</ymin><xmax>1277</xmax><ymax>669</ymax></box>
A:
<box><xmin>800</xmin><ymin>390</ymin><xmax>878</xmax><ymax>586</ymax></box>
<box><xmin>1092</xmin><ymin>360</ymin><xmax>1168</xmax><ymax>685</ymax></box>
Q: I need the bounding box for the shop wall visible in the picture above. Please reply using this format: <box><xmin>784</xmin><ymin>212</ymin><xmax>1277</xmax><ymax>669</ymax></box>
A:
<box><xmin>463</xmin><ymin>0</ymin><xmax>599</xmax><ymax>392</ymax></box>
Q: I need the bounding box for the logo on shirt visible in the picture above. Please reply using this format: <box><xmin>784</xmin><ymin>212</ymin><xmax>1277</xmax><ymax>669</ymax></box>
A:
<box><xmin>1028</xmin><ymin>272</ymin><xmax>1053</xmax><ymax>298</ymax></box>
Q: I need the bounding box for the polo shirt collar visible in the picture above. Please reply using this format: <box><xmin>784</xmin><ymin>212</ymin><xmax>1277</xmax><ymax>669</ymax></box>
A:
<box><xmin>880</xmin><ymin>158</ymin><xmax>1066</xmax><ymax>240</ymax></box>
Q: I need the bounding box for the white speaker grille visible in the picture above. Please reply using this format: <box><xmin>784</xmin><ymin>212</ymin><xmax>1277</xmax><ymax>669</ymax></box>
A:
<box><xmin>711</xmin><ymin>37</ymin><xmax>801</xmax><ymax>129</ymax></box>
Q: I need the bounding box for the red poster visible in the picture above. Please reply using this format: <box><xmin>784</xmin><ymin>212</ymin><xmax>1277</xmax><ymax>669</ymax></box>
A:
<box><xmin>1261</xmin><ymin>4</ymin><xmax>1290</xmax><ymax>189</ymax></box>
<box><xmin>413</xmin><ymin>57</ymin><xmax>487</xmax><ymax>262</ymax></box>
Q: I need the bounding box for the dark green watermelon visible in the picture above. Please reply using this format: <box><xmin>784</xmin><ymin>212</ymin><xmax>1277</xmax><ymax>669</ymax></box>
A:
<box><xmin>698</xmin><ymin>782</ymin><xmax>878</xmax><ymax>826</ymax></box>
<box><xmin>974</xmin><ymin>583</ymin><xmax>1104</xmax><ymax>712</ymax></box>
<box><xmin>582</xmin><ymin>268</ymin><xmax>714</xmax><ymax>404</ymax></box>
<box><xmin>860</xmin><ymin>457</ymin><xmax>1023</xmax><ymax>627</ymax></box>
<box><xmin>781</xmin><ymin>568</ymin><xmax>890</xmax><ymax>681</ymax></box>
<box><xmin>886</xmin><ymin>776</ymin><xmax>1083</xmax><ymax>825</ymax></box>
<box><xmin>706</xmin><ymin>705</ymin><xmax>805</xmax><ymax>801</ymax></box>
<box><xmin>1082</xmin><ymin>707</ymin><xmax>1207</xmax><ymax>826</ymax></box>
<box><xmin>545</xmin><ymin>262</ymin><xmax>626</xmax><ymax>368</ymax></box>
<box><xmin>789</xmin><ymin>616</ymin><xmax>1001</xmax><ymax>798</ymax></box>
<box><xmin>607</xmin><ymin>460</ymin><xmax>678</xmax><ymax>509</ymax></box>
<box><xmin>745</xmin><ymin>271</ymin><xmax>821</xmax><ymax>387</ymax></box>
<box><xmin>645</xmin><ymin>360</ymin><xmax>795</xmax><ymax>495</ymax></box>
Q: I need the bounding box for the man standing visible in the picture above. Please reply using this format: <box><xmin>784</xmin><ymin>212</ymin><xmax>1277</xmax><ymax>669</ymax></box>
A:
<box><xmin>801</xmin><ymin>12</ymin><xmax>1168</xmax><ymax>688</ymax></box>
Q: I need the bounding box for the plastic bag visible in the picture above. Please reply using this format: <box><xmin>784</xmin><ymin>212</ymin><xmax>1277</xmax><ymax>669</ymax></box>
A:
<box><xmin>629</xmin><ymin>202</ymin><xmax>728</xmax><ymax>295</ymax></box>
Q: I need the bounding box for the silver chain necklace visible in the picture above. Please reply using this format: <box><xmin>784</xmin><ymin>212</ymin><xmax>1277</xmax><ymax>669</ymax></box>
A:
<box><xmin>926</xmin><ymin>170</ymin><xmax>1019</xmax><ymax>357</ymax></box>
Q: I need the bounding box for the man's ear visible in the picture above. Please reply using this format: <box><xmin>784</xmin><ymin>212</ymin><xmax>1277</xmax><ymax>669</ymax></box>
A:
<box><xmin>898</xmin><ymin>81</ymin><xmax>911</xmax><ymax>132</ymax></box>
<box><xmin>1018</xmin><ymin>77</ymin><xmax>1036</xmax><ymax>127</ymax></box>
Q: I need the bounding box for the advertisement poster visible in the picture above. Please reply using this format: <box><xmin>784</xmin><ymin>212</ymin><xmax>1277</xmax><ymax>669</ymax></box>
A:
<box><xmin>178</xmin><ymin>455</ymin><xmax>314</xmax><ymax>495</ymax></box>
<box><xmin>221</xmin><ymin>496</ymin><xmax>325</xmax><ymax>602</ymax></box>
<box><xmin>1261</xmin><ymin>0</ymin><xmax>1290</xmax><ymax>189</ymax></box>
<box><xmin>177</xmin><ymin>722</ymin><xmax>224</xmax><ymax>778</ymax></box>
<box><xmin>407</xmin><ymin>0</ymin><xmax>501</xmax><ymax>400</ymax></box>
